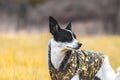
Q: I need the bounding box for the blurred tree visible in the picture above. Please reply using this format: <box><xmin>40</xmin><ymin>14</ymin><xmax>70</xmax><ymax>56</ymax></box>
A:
<box><xmin>16</xmin><ymin>0</ymin><xmax>45</xmax><ymax>30</ymax></box>
<box><xmin>17</xmin><ymin>0</ymin><xmax>29</xmax><ymax>30</ymax></box>
<box><xmin>0</xmin><ymin>0</ymin><xmax>119</xmax><ymax>34</ymax></box>
<box><xmin>29</xmin><ymin>0</ymin><xmax>45</xmax><ymax>6</ymax></box>
<box><xmin>116</xmin><ymin>0</ymin><xmax>120</xmax><ymax>34</ymax></box>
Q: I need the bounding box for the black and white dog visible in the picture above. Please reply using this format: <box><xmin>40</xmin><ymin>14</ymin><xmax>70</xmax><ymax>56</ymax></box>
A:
<box><xmin>48</xmin><ymin>16</ymin><xmax>119</xmax><ymax>80</ymax></box>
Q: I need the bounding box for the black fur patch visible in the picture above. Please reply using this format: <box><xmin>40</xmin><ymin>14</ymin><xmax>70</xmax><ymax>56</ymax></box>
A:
<box><xmin>53</xmin><ymin>29</ymin><xmax>76</xmax><ymax>42</ymax></box>
<box><xmin>59</xmin><ymin>50</ymin><xmax>72</xmax><ymax>71</ymax></box>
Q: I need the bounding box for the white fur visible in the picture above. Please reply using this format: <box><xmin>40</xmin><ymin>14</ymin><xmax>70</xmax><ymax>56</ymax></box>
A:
<box><xmin>95</xmin><ymin>56</ymin><xmax>115</xmax><ymax>80</ymax></box>
<box><xmin>50</xmin><ymin>39</ymin><xmax>65</xmax><ymax>69</ymax></box>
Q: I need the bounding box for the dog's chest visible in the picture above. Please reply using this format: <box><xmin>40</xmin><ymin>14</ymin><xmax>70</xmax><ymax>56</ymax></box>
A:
<box><xmin>51</xmin><ymin>50</ymin><xmax>65</xmax><ymax>69</ymax></box>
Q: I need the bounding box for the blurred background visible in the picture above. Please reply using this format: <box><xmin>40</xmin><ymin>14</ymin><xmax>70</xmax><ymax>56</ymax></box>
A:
<box><xmin>0</xmin><ymin>0</ymin><xmax>120</xmax><ymax>35</ymax></box>
<box><xmin>0</xmin><ymin>0</ymin><xmax>120</xmax><ymax>80</ymax></box>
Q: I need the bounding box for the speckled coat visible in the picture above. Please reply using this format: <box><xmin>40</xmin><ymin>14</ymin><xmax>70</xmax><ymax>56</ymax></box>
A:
<box><xmin>48</xmin><ymin>49</ymin><xmax>104</xmax><ymax>80</ymax></box>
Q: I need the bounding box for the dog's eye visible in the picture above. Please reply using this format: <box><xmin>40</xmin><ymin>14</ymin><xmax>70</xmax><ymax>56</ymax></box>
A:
<box><xmin>55</xmin><ymin>35</ymin><xmax>72</xmax><ymax>42</ymax></box>
<box><xmin>65</xmin><ymin>35</ymin><xmax>72</xmax><ymax>42</ymax></box>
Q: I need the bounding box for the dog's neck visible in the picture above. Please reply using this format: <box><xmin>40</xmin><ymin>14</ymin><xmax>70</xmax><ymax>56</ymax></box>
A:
<box><xmin>50</xmin><ymin>47</ymin><xmax>65</xmax><ymax>70</ymax></box>
<box><xmin>49</xmin><ymin>39</ymin><xmax>69</xmax><ymax>70</ymax></box>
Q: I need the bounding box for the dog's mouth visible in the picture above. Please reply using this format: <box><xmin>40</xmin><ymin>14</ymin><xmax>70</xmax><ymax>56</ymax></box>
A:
<box><xmin>66</xmin><ymin>46</ymin><xmax>80</xmax><ymax>50</ymax></box>
<box><xmin>61</xmin><ymin>43</ymin><xmax>82</xmax><ymax>54</ymax></box>
<box><xmin>74</xmin><ymin>46</ymin><xmax>80</xmax><ymax>49</ymax></box>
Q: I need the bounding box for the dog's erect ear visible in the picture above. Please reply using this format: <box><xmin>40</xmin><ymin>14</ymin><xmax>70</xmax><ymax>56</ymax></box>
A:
<box><xmin>66</xmin><ymin>22</ymin><xmax>72</xmax><ymax>31</ymax></box>
<box><xmin>49</xmin><ymin>16</ymin><xmax>61</xmax><ymax>35</ymax></box>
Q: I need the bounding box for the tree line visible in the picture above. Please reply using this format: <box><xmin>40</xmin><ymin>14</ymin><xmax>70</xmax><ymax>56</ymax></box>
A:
<box><xmin>0</xmin><ymin>0</ymin><xmax>119</xmax><ymax>34</ymax></box>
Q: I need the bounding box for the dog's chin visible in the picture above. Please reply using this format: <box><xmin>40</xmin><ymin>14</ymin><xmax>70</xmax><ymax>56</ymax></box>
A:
<box><xmin>66</xmin><ymin>46</ymin><xmax>80</xmax><ymax>50</ymax></box>
<box><xmin>61</xmin><ymin>47</ymin><xmax>80</xmax><ymax>54</ymax></box>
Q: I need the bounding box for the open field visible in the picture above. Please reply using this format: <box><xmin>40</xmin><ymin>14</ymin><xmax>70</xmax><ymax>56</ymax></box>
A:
<box><xmin>0</xmin><ymin>33</ymin><xmax>120</xmax><ymax>80</ymax></box>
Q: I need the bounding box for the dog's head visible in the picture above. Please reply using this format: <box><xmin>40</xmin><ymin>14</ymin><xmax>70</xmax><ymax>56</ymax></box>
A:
<box><xmin>49</xmin><ymin>16</ymin><xmax>82</xmax><ymax>52</ymax></box>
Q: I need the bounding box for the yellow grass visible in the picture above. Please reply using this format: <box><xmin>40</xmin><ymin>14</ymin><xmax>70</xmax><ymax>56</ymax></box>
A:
<box><xmin>0</xmin><ymin>33</ymin><xmax>119</xmax><ymax>80</ymax></box>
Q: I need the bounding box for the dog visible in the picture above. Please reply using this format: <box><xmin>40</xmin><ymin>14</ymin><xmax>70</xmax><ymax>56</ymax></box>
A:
<box><xmin>48</xmin><ymin>16</ymin><xmax>117</xmax><ymax>80</ymax></box>
<box><xmin>115</xmin><ymin>67</ymin><xmax>120</xmax><ymax>80</ymax></box>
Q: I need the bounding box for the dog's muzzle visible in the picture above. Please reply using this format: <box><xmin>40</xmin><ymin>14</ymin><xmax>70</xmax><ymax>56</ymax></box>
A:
<box><xmin>74</xmin><ymin>42</ymin><xmax>82</xmax><ymax>49</ymax></box>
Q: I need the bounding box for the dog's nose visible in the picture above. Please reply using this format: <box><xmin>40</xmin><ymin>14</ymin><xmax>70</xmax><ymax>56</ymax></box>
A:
<box><xmin>78</xmin><ymin>43</ymin><xmax>82</xmax><ymax>48</ymax></box>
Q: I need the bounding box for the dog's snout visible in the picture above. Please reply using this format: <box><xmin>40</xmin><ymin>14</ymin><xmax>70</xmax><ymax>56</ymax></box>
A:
<box><xmin>78</xmin><ymin>43</ymin><xmax>82</xmax><ymax>48</ymax></box>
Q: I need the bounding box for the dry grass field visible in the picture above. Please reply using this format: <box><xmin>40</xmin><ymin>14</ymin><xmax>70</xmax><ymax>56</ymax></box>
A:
<box><xmin>0</xmin><ymin>33</ymin><xmax>119</xmax><ymax>80</ymax></box>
